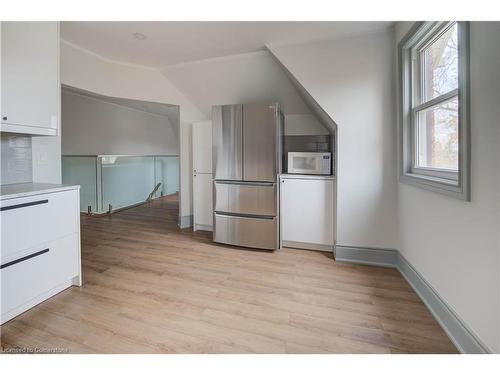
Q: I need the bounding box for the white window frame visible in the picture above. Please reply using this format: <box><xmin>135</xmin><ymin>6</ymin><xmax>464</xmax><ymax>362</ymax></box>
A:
<box><xmin>399</xmin><ymin>21</ymin><xmax>470</xmax><ymax>201</ymax></box>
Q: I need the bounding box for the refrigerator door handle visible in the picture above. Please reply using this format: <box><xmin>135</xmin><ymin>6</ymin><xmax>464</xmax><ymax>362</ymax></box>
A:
<box><xmin>214</xmin><ymin>212</ymin><xmax>275</xmax><ymax>220</ymax></box>
<box><xmin>214</xmin><ymin>180</ymin><xmax>275</xmax><ymax>187</ymax></box>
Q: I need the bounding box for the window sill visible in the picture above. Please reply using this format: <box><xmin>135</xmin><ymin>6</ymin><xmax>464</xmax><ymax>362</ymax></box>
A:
<box><xmin>400</xmin><ymin>172</ymin><xmax>468</xmax><ymax>201</ymax></box>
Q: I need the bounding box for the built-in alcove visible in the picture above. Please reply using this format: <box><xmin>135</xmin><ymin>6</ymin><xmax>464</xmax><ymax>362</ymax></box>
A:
<box><xmin>282</xmin><ymin>113</ymin><xmax>336</xmax><ymax>175</ymax></box>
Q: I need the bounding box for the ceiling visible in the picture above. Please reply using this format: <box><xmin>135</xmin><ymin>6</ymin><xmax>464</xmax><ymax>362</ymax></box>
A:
<box><xmin>62</xmin><ymin>85</ymin><xmax>180</xmax><ymax>124</ymax></box>
<box><xmin>61</xmin><ymin>21</ymin><xmax>393</xmax><ymax>68</ymax></box>
<box><xmin>162</xmin><ymin>51</ymin><xmax>312</xmax><ymax>117</ymax></box>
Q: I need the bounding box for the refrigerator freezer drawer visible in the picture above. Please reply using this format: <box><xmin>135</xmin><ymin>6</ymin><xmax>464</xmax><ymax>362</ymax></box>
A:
<box><xmin>214</xmin><ymin>214</ymin><xmax>278</xmax><ymax>250</ymax></box>
<box><xmin>214</xmin><ymin>181</ymin><xmax>277</xmax><ymax>216</ymax></box>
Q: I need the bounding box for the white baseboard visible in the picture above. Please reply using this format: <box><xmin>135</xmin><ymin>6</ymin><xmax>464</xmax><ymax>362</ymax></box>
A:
<box><xmin>335</xmin><ymin>245</ymin><xmax>398</xmax><ymax>267</ymax></box>
<box><xmin>282</xmin><ymin>240</ymin><xmax>334</xmax><ymax>252</ymax></box>
<box><xmin>1</xmin><ymin>280</ymin><xmax>75</xmax><ymax>325</ymax></box>
<box><xmin>397</xmin><ymin>253</ymin><xmax>490</xmax><ymax>354</ymax></box>
<box><xmin>335</xmin><ymin>245</ymin><xmax>491</xmax><ymax>354</ymax></box>
<box><xmin>193</xmin><ymin>224</ymin><xmax>213</xmax><ymax>232</ymax></box>
<box><xmin>178</xmin><ymin>215</ymin><xmax>193</xmax><ymax>229</ymax></box>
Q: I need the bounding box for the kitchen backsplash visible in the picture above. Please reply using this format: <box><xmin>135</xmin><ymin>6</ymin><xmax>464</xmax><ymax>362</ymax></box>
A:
<box><xmin>1</xmin><ymin>133</ymin><xmax>33</xmax><ymax>185</ymax></box>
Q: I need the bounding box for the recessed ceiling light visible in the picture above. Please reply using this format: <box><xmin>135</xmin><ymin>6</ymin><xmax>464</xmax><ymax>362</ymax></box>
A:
<box><xmin>133</xmin><ymin>32</ymin><xmax>147</xmax><ymax>40</ymax></box>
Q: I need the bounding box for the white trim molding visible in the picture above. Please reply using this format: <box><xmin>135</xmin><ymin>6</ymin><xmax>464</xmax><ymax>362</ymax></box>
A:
<box><xmin>336</xmin><ymin>245</ymin><xmax>491</xmax><ymax>354</ymax></box>
<box><xmin>282</xmin><ymin>240</ymin><xmax>334</xmax><ymax>253</ymax></box>
<box><xmin>335</xmin><ymin>245</ymin><xmax>398</xmax><ymax>268</ymax></box>
<box><xmin>177</xmin><ymin>214</ymin><xmax>193</xmax><ymax>229</ymax></box>
<box><xmin>193</xmin><ymin>224</ymin><xmax>213</xmax><ymax>232</ymax></box>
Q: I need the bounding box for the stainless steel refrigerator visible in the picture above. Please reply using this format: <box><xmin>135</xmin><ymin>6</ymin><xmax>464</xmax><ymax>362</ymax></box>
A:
<box><xmin>212</xmin><ymin>103</ymin><xmax>282</xmax><ymax>250</ymax></box>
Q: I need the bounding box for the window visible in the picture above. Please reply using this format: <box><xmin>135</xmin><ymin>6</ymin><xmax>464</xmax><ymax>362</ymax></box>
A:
<box><xmin>399</xmin><ymin>22</ymin><xmax>470</xmax><ymax>200</ymax></box>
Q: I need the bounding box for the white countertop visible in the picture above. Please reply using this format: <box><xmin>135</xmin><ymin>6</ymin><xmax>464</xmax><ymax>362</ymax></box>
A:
<box><xmin>280</xmin><ymin>173</ymin><xmax>336</xmax><ymax>180</ymax></box>
<box><xmin>0</xmin><ymin>183</ymin><xmax>80</xmax><ymax>201</ymax></box>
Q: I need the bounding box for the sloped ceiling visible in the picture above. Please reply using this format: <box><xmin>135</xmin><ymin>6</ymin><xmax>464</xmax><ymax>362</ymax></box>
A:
<box><xmin>61</xmin><ymin>22</ymin><xmax>394</xmax><ymax>134</ymax></box>
<box><xmin>266</xmin><ymin>29</ymin><xmax>396</xmax><ymax>136</ymax></box>
<box><xmin>266</xmin><ymin>48</ymin><xmax>337</xmax><ymax>134</ymax></box>
<box><xmin>60</xmin><ymin>21</ymin><xmax>392</xmax><ymax>131</ymax></box>
<box><xmin>62</xmin><ymin>85</ymin><xmax>180</xmax><ymax>126</ymax></box>
<box><xmin>160</xmin><ymin>51</ymin><xmax>314</xmax><ymax>118</ymax></box>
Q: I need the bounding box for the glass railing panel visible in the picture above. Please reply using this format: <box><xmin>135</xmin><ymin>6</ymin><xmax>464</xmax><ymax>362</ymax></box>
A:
<box><xmin>154</xmin><ymin>156</ymin><xmax>179</xmax><ymax>198</ymax></box>
<box><xmin>101</xmin><ymin>156</ymin><xmax>155</xmax><ymax>211</ymax></box>
<box><xmin>62</xmin><ymin>156</ymin><xmax>98</xmax><ymax>213</ymax></box>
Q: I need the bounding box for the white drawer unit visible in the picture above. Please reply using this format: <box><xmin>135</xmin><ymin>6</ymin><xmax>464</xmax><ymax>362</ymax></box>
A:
<box><xmin>0</xmin><ymin>185</ymin><xmax>81</xmax><ymax>324</ymax></box>
<box><xmin>1</xmin><ymin>190</ymin><xmax>79</xmax><ymax>260</ymax></box>
<box><xmin>1</xmin><ymin>234</ymin><xmax>79</xmax><ymax>323</ymax></box>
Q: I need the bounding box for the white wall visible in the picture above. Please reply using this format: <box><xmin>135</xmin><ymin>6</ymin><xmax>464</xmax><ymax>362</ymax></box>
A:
<box><xmin>60</xmin><ymin>40</ymin><xmax>205</xmax><ymax>219</ymax></box>
<box><xmin>268</xmin><ymin>29</ymin><xmax>398</xmax><ymax>250</ymax></box>
<box><xmin>395</xmin><ymin>22</ymin><xmax>500</xmax><ymax>353</ymax></box>
<box><xmin>62</xmin><ymin>90</ymin><xmax>178</xmax><ymax>156</ymax></box>
<box><xmin>31</xmin><ymin>135</ymin><xmax>62</xmax><ymax>183</ymax></box>
<box><xmin>284</xmin><ymin>114</ymin><xmax>329</xmax><ymax>136</ymax></box>
<box><xmin>161</xmin><ymin>51</ymin><xmax>313</xmax><ymax>118</ymax></box>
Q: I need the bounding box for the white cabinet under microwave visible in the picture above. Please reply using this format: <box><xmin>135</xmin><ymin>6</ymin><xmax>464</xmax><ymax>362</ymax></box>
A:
<box><xmin>287</xmin><ymin>152</ymin><xmax>331</xmax><ymax>175</ymax></box>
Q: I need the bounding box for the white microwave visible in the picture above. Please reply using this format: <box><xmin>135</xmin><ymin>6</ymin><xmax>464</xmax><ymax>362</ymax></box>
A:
<box><xmin>287</xmin><ymin>152</ymin><xmax>331</xmax><ymax>175</ymax></box>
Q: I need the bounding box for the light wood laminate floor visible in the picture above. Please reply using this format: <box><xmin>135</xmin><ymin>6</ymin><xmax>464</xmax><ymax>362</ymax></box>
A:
<box><xmin>1</xmin><ymin>194</ymin><xmax>457</xmax><ymax>353</ymax></box>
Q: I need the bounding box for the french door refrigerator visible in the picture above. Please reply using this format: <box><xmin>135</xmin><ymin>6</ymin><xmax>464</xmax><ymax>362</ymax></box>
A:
<box><xmin>212</xmin><ymin>103</ymin><xmax>282</xmax><ymax>250</ymax></box>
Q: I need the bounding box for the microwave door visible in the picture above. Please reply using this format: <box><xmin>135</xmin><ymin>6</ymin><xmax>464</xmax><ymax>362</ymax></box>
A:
<box><xmin>293</xmin><ymin>155</ymin><xmax>318</xmax><ymax>174</ymax></box>
<box><xmin>288</xmin><ymin>152</ymin><xmax>331</xmax><ymax>174</ymax></box>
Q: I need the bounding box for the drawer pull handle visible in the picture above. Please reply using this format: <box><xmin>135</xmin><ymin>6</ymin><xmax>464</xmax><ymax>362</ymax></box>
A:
<box><xmin>0</xmin><ymin>248</ymin><xmax>50</xmax><ymax>269</ymax></box>
<box><xmin>215</xmin><ymin>212</ymin><xmax>275</xmax><ymax>220</ymax></box>
<box><xmin>216</xmin><ymin>181</ymin><xmax>274</xmax><ymax>187</ymax></box>
<box><xmin>0</xmin><ymin>199</ymin><xmax>48</xmax><ymax>211</ymax></box>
